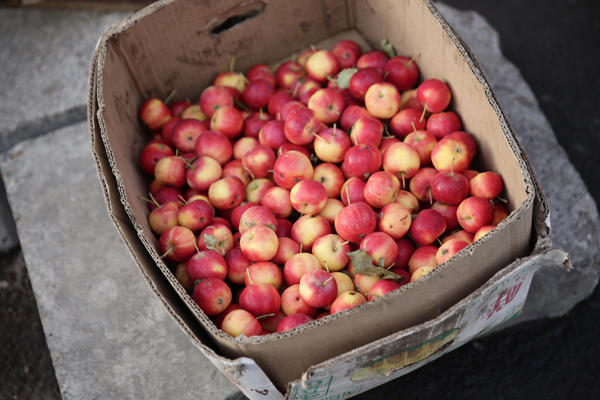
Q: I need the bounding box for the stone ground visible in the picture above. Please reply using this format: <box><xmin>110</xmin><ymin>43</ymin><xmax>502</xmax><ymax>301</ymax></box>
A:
<box><xmin>0</xmin><ymin>1</ymin><xmax>599</xmax><ymax>399</ymax></box>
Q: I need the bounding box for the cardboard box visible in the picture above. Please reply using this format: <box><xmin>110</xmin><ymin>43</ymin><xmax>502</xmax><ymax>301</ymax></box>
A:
<box><xmin>88</xmin><ymin>0</ymin><xmax>569</xmax><ymax>397</ymax></box>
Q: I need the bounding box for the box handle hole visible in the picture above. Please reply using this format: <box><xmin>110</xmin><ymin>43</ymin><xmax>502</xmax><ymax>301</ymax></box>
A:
<box><xmin>209</xmin><ymin>1</ymin><xmax>266</xmax><ymax>35</ymax></box>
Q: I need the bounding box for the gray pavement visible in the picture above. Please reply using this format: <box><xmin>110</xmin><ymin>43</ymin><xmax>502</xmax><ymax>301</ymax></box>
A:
<box><xmin>0</xmin><ymin>2</ymin><xmax>598</xmax><ymax>400</ymax></box>
<box><xmin>0</xmin><ymin>7</ymin><xmax>129</xmax><ymax>151</ymax></box>
<box><xmin>0</xmin><ymin>123</ymin><xmax>237</xmax><ymax>400</ymax></box>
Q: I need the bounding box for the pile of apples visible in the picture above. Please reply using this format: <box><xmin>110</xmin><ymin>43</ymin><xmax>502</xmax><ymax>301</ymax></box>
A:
<box><xmin>138</xmin><ymin>39</ymin><xmax>507</xmax><ymax>338</ymax></box>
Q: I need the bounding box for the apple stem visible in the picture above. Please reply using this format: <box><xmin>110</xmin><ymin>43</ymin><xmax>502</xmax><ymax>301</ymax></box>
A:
<box><xmin>382</xmin><ymin>70</ymin><xmax>390</xmax><ymax>80</ymax></box>
<box><xmin>277</xmin><ymin>112</ymin><xmax>281</xmax><ymax>121</ymax></box>
<box><xmin>321</xmin><ymin>276</ymin><xmax>334</xmax><ymax>287</ymax></box>
<box><xmin>339</xmin><ymin>241</ymin><xmax>350</xmax><ymax>247</ymax></box>
<box><xmin>310</xmin><ymin>44</ymin><xmax>316</xmax><ymax>52</ymax></box>
<box><xmin>385</xmin><ymin>262</ymin><xmax>396</xmax><ymax>270</ymax></box>
<box><xmin>292</xmin><ymin>84</ymin><xmax>300</xmax><ymax>98</ymax></box>
<box><xmin>193</xmin><ymin>240</ymin><xmax>202</xmax><ymax>255</ymax></box>
<box><xmin>148</xmin><ymin>192</ymin><xmax>161</xmax><ymax>207</ymax></box>
<box><xmin>139</xmin><ymin>195</ymin><xmax>157</xmax><ymax>206</ymax></box>
<box><xmin>419</xmin><ymin>103</ymin><xmax>428</xmax><ymax>123</ymax></box>
<box><xmin>404</xmin><ymin>57</ymin><xmax>415</xmax><ymax>67</ymax></box>
<box><xmin>163</xmin><ymin>90</ymin><xmax>176</xmax><ymax>105</ymax></box>
<box><xmin>352</xmin><ymin>132</ymin><xmax>358</xmax><ymax>146</ymax></box>
<box><xmin>299</xmin><ymin>243</ymin><xmax>303</xmax><ymax>253</ymax></box>
<box><xmin>333</xmin><ymin>123</ymin><xmax>337</xmax><ymax>136</ymax></box>
<box><xmin>182</xmin><ymin>158</ymin><xmax>193</xmax><ymax>168</ymax></box>
<box><xmin>401</xmin><ymin>172</ymin><xmax>406</xmax><ymax>189</ymax></box>
<box><xmin>229</xmin><ymin>56</ymin><xmax>236</xmax><ymax>73</ymax></box>
<box><xmin>233</xmin><ymin>97</ymin><xmax>249</xmax><ymax>111</ymax></box>
<box><xmin>256</xmin><ymin>313</ymin><xmax>276</xmax><ymax>320</ymax></box>
<box><xmin>313</xmin><ymin>132</ymin><xmax>330</xmax><ymax>144</ymax></box>
<box><xmin>345</xmin><ymin>185</ymin><xmax>351</xmax><ymax>205</ymax></box>
<box><xmin>160</xmin><ymin>246</ymin><xmax>175</xmax><ymax>259</ymax></box>
<box><xmin>496</xmin><ymin>196</ymin><xmax>508</xmax><ymax>203</ymax></box>
<box><xmin>428</xmin><ymin>188</ymin><xmax>433</xmax><ymax>205</ymax></box>
<box><xmin>411</xmin><ymin>121</ymin><xmax>417</xmax><ymax>133</ymax></box>
<box><xmin>178</xmin><ymin>195</ymin><xmax>188</xmax><ymax>206</ymax></box>
<box><xmin>259</xmin><ymin>108</ymin><xmax>264</xmax><ymax>118</ymax></box>
<box><xmin>246</xmin><ymin>267</ymin><xmax>254</xmax><ymax>285</ymax></box>
<box><xmin>383</xmin><ymin>123</ymin><xmax>391</xmax><ymax>138</ymax></box>
<box><xmin>451</xmin><ymin>157</ymin><xmax>455</xmax><ymax>176</ymax></box>
<box><xmin>437</xmin><ymin>238</ymin><xmax>443</xmax><ymax>246</ymax></box>
<box><xmin>243</xmin><ymin>165</ymin><xmax>255</xmax><ymax>181</ymax></box>
<box><xmin>323</xmin><ymin>261</ymin><xmax>330</xmax><ymax>273</ymax></box>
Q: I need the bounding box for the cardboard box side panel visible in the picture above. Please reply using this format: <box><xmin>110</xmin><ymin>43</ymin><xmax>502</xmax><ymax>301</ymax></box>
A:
<box><xmin>284</xmin><ymin>248</ymin><xmax>568</xmax><ymax>399</ymax></box>
<box><xmin>97</xmin><ymin>43</ymin><xmax>153</xmax><ymax>233</ymax></box>
<box><xmin>351</xmin><ymin>0</ymin><xmax>532</xmax><ymax>211</ymax></box>
<box><xmin>109</xmin><ymin>0</ymin><xmax>350</xmax><ymax>100</ymax></box>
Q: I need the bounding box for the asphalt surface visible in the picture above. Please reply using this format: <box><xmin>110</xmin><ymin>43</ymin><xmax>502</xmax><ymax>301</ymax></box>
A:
<box><xmin>1</xmin><ymin>1</ymin><xmax>599</xmax><ymax>399</ymax></box>
<box><xmin>361</xmin><ymin>1</ymin><xmax>600</xmax><ymax>398</ymax></box>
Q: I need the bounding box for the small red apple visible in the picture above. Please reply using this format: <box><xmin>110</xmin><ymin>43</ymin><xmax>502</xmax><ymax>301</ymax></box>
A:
<box><xmin>192</xmin><ymin>278</ymin><xmax>232</xmax><ymax>316</ymax></box>
<box><xmin>299</xmin><ymin>269</ymin><xmax>338</xmax><ymax>308</ymax></box>
<box><xmin>334</xmin><ymin>202</ymin><xmax>377</xmax><ymax>243</ymax></box>
<box><xmin>290</xmin><ymin>180</ymin><xmax>328</xmax><ymax>215</ymax></box>
<box><xmin>140</xmin><ymin>141</ymin><xmax>174</xmax><ymax>176</ymax></box>
<box><xmin>186</xmin><ymin>250</ymin><xmax>227</xmax><ymax>281</ymax></box>
<box><xmin>276</xmin><ymin>313</ymin><xmax>314</xmax><ymax>332</ymax></box>
<box><xmin>154</xmin><ymin>155</ymin><xmax>186</xmax><ymax>188</ymax></box>
<box><xmin>313</xmin><ymin>125</ymin><xmax>352</xmax><ymax>163</ymax></box>
<box><xmin>283</xmin><ymin>253</ymin><xmax>322</xmax><ymax>286</ymax></box>
<box><xmin>390</xmin><ymin>108</ymin><xmax>427</xmax><ymax>139</ymax></box>
<box><xmin>409</xmin><ymin>209</ymin><xmax>447</xmax><ymax>246</ymax></box>
<box><xmin>221</xmin><ymin>309</ymin><xmax>262</xmax><ymax>337</ymax></box>
<box><xmin>364</xmin><ymin>171</ymin><xmax>400</xmax><ymax>208</ymax></box>
<box><xmin>377</xmin><ymin>202</ymin><xmax>412</xmax><ymax>239</ymax></box>
<box><xmin>291</xmin><ymin>214</ymin><xmax>331</xmax><ymax>251</ymax></box>
<box><xmin>195</xmin><ymin>130</ymin><xmax>233</xmax><ymax>165</ymax></box>
<box><xmin>313</xmin><ymin>163</ymin><xmax>345</xmax><ymax>198</ymax></box>
<box><xmin>456</xmin><ymin>196</ymin><xmax>494</xmax><ymax>233</ymax></box>
<box><xmin>139</xmin><ymin>98</ymin><xmax>171</xmax><ymax>130</ymax></box>
<box><xmin>199</xmin><ymin>86</ymin><xmax>234</xmax><ymax>118</ymax></box>
<box><xmin>417</xmin><ymin>79</ymin><xmax>451</xmax><ymax>113</ymax></box>
<box><xmin>280</xmin><ymin>284</ymin><xmax>318</xmax><ymax>317</ymax></box>
<box><xmin>208</xmin><ymin>176</ymin><xmax>245</xmax><ymax>209</ymax></box>
<box><xmin>426</xmin><ymin>111</ymin><xmax>462</xmax><ymax>140</ymax></box>
<box><xmin>364</xmin><ymin>82</ymin><xmax>401</xmax><ymax>119</ymax></box>
<box><xmin>186</xmin><ymin>156</ymin><xmax>222</xmax><ymax>191</ymax></box>
<box><xmin>240</xmin><ymin>224</ymin><xmax>279</xmax><ymax>261</ymax></box>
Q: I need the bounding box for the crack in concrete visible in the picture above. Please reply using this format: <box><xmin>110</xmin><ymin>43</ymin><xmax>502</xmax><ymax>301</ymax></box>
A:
<box><xmin>0</xmin><ymin>105</ymin><xmax>87</xmax><ymax>153</ymax></box>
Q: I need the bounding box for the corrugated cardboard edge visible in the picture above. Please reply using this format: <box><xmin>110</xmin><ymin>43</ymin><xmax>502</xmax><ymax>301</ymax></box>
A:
<box><xmin>285</xmin><ymin>247</ymin><xmax>568</xmax><ymax>399</ymax></box>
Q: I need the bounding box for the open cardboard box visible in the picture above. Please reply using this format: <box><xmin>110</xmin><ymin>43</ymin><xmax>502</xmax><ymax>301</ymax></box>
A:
<box><xmin>88</xmin><ymin>0</ymin><xmax>569</xmax><ymax>397</ymax></box>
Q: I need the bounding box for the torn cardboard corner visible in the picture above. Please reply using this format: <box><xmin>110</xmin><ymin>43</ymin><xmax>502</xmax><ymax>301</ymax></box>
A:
<box><xmin>88</xmin><ymin>0</ymin><xmax>567</xmax><ymax>397</ymax></box>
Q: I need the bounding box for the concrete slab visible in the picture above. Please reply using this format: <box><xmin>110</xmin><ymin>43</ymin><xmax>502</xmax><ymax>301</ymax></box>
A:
<box><xmin>435</xmin><ymin>2</ymin><xmax>600</xmax><ymax>322</ymax></box>
<box><xmin>0</xmin><ymin>122</ymin><xmax>237</xmax><ymax>400</ymax></box>
<box><xmin>0</xmin><ymin>8</ymin><xmax>129</xmax><ymax>151</ymax></box>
